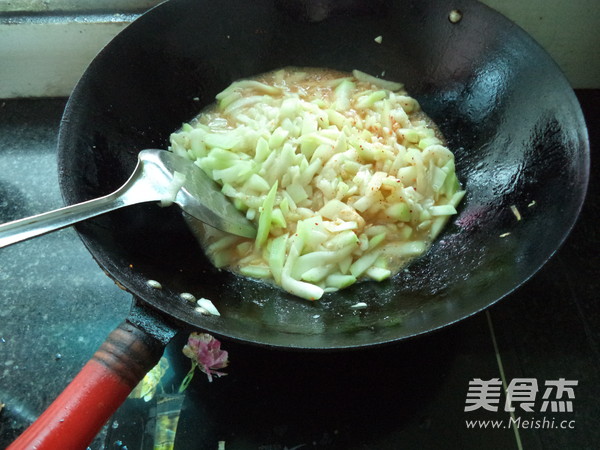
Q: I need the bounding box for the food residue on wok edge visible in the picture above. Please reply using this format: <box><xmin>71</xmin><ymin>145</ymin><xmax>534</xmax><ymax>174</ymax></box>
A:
<box><xmin>146</xmin><ymin>279</ymin><xmax>162</xmax><ymax>290</ymax></box>
<box><xmin>196</xmin><ymin>297</ymin><xmax>221</xmax><ymax>316</ymax></box>
<box><xmin>169</xmin><ymin>67</ymin><xmax>465</xmax><ymax>300</ymax></box>
<box><xmin>510</xmin><ymin>204</ymin><xmax>522</xmax><ymax>221</ymax></box>
<box><xmin>351</xmin><ymin>302</ymin><xmax>368</xmax><ymax>310</ymax></box>
<box><xmin>180</xmin><ymin>292</ymin><xmax>197</xmax><ymax>302</ymax></box>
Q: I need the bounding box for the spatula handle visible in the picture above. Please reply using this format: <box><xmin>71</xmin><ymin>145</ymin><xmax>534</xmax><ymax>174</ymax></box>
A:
<box><xmin>7</xmin><ymin>321</ymin><xmax>167</xmax><ymax>450</ymax></box>
<box><xmin>0</xmin><ymin>193</ymin><xmax>125</xmax><ymax>248</ymax></box>
<box><xmin>0</xmin><ymin>154</ymin><xmax>164</xmax><ymax>249</ymax></box>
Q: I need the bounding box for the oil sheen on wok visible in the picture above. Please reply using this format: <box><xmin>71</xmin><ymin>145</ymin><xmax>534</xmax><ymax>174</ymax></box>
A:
<box><xmin>169</xmin><ymin>68</ymin><xmax>464</xmax><ymax>300</ymax></box>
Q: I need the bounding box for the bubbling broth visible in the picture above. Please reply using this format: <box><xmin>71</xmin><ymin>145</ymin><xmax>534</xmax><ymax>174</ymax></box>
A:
<box><xmin>170</xmin><ymin>67</ymin><xmax>464</xmax><ymax>300</ymax></box>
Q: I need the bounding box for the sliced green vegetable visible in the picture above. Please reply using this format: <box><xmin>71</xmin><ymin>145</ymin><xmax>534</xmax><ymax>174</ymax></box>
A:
<box><xmin>169</xmin><ymin>68</ymin><xmax>465</xmax><ymax>300</ymax></box>
<box><xmin>350</xmin><ymin>250</ymin><xmax>382</xmax><ymax>278</ymax></box>
<box><xmin>239</xmin><ymin>265</ymin><xmax>271</xmax><ymax>279</ymax></box>
<box><xmin>301</xmin><ymin>265</ymin><xmax>334</xmax><ymax>283</ymax></box>
<box><xmin>352</xmin><ymin>70</ymin><xmax>404</xmax><ymax>91</ymax></box>
<box><xmin>366</xmin><ymin>266</ymin><xmax>392</xmax><ymax>281</ymax></box>
<box><xmin>429</xmin><ymin>205</ymin><xmax>457</xmax><ymax>216</ymax></box>
<box><xmin>255</xmin><ymin>181</ymin><xmax>278</xmax><ymax>249</ymax></box>
<box><xmin>386</xmin><ymin>202</ymin><xmax>412</xmax><ymax>222</ymax></box>
<box><xmin>356</xmin><ymin>90</ymin><xmax>387</xmax><ymax>109</ymax></box>
<box><xmin>325</xmin><ymin>273</ymin><xmax>357</xmax><ymax>290</ymax></box>
<box><xmin>281</xmin><ymin>273</ymin><xmax>324</xmax><ymax>301</ymax></box>
<box><xmin>368</xmin><ymin>232</ymin><xmax>387</xmax><ymax>249</ymax></box>
<box><xmin>268</xmin><ymin>234</ymin><xmax>288</xmax><ymax>284</ymax></box>
<box><xmin>271</xmin><ymin>208</ymin><xmax>287</xmax><ymax>228</ymax></box>
<box><xmin>254</xmin><ymin>137</ymin><xmax>270</xmax><ymax>163</ymax></box>
<box><xmin>204</xmin><ymin>132</ymin><xmax>239</xmax><ymax>149</ymax></box>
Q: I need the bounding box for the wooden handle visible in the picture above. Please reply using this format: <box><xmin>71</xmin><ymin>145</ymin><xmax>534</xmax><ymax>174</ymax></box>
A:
<box><xmin>8</xmin><ymin>321</ymin><xmax>168</xmax><ymax>450</ymax></box>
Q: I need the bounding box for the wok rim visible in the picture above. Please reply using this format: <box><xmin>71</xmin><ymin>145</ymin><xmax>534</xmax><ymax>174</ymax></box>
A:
<box><xmin>57</xmin><ymin>0</ymin><xmax>591</xmax><ymax>351</ymax></box>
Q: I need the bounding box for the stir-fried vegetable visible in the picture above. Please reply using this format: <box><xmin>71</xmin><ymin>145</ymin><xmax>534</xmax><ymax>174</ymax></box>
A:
<box><xmin>169</xmin><ymin>67</ymin><xmax>464</xmax><ymax>300</ymax></box>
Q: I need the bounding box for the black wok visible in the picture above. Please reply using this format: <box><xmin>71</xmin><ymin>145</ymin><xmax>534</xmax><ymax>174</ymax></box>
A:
<box><xmin>9</xmin><ymin>0</ymin><xmax>589</xmax><ymax>448</ymax></box>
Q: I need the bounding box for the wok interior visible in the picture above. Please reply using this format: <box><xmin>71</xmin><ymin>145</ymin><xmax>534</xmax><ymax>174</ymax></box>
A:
<box><xmin>58</xmin><ymin>0</ymin><xmax>588</xmax><ymax>349</ymax></box>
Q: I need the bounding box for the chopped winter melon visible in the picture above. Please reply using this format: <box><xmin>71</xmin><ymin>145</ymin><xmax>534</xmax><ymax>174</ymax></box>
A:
<box><xmin>386</xmin><ymin>202</ymin><xmax>412</xmax><ymax>222</ymax></box>
<box><xmin>349</xmin><ymin>250</ymin><xmax>382</xmax><ymax>278</ymax></box>
<box><xmin>169</xmin><ymin>67</ymin><xmax>464</xmax><ymax>301</ymax></box>
<box><xmin>325</xmin><ymin>273</ymin><xmax>357</xmax><ymax>290</ymax></box>
<box><xmin>268</xmin><ymin>234</ymin><xmax>288</xmax><ymax>284</ymax></box>
<box><xmin>255</xmin><ymin>181</ymin><xmax>278</xmax><ymax>249</ymax></box>
<box><xmin>366</xmin><ymin>266</ymin><xmax>392</xmax><ymax>281</ymax></box>
<box><xmin>239</xmin><ymin>265</ymin><xmax>271</xmax><ymax>279</ymax></box>
<box><xmin>204</xmin><ymin>132</ymin><xmax>239</xmax><ymax>149</ymax></box>
<box><xmin>429</xmin><ymin>205</ymin><xmax>458</xmax><ymax>216</ymax></box>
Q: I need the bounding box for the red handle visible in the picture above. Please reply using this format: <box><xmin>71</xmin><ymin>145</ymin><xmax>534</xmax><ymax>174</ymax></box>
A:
<box><xmin>8</xmin><ymin>321</ymin><xmax>168</xmax><ymax>450</ymax></box>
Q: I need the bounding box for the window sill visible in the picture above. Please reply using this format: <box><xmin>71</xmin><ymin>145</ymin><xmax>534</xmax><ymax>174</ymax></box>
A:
<box><xmin>0</xmin><ymin>14</ymin><xmax>142</xmax><ymax>98</ymax></box>
<box><xmin>0</xmin><ymin>1</ymin><xmax>597</xmax><ymax>99</ymax></box>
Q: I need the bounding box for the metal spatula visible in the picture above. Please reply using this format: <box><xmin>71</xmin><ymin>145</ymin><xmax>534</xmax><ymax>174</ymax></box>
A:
<box><xmin>0</xmin><ymin>149</ymin><xmax>256</xmax><ymax>248</ymax></box>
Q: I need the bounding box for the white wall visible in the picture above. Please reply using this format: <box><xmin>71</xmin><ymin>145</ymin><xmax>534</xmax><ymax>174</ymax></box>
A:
<box><xmin>481</xmin><ymin>0</ymin><xmax>599</xmax><ymax>88</ymax></box>
<box><xmin>0</xmin><ymin>1</ymin><xmax>597</xmax><ymax>98</ymax></box>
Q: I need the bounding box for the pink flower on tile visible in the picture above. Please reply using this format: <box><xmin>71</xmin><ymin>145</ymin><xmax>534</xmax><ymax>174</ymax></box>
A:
<box><xmin>182</xmin><ymin>332</ymin><xmax>229</xmax><ymax>382</ymax></box>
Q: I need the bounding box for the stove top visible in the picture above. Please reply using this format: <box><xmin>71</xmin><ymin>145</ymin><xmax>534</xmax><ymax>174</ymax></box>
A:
<box><xmin>0</xmin><ymin>92</ymin><xmax>598</xmax><ymax>449</ymax></box>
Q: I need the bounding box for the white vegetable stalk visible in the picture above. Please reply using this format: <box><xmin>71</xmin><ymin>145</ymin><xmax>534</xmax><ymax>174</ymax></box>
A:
<box><xmin>159</xmin><ymin>171</ymin><xmax>187</xmax><ymax>207</ymax></box>
<box><xmin>169</xmin><ymin>68</ymin><xmax>464</xmax><ymax>300</ymax></box>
